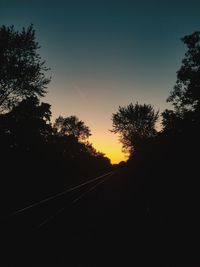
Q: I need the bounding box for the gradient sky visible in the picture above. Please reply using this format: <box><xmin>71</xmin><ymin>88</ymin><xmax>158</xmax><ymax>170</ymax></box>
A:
<box><xmin>1</xmin><ymin>0</ymin><xmax>200</xmax><ymax>163</ymax></box>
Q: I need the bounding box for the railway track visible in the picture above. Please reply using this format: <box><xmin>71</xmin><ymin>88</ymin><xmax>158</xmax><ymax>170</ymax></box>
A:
<box><xmin>3</xmin><ymin>171</ymin><xmax>115</xmax><ymax>232</ymax></box>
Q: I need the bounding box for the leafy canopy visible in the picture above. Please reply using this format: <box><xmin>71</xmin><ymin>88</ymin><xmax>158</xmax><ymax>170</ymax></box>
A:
<box><xmin>0</xmin><ymin>96</ymin><xmax>52</xmax><ymax>151</ymax></box>
<box><xmin>53</xmin><ymin>115</ymin><xmax>91</xmax><ymax>142</ymax></box>
<box><xmin>0</xmin><ymin>24</ymin><xmax>50</xmax><ymax>113</ymax></box>
<box><xmin>168</xmin><ymin>31</ymin><xmax>200</xmax><ymax>113</ymax></box>
<box><xmin>163</xmin><ymin>31</ymin><xmax>200</xmax><ymax>132</ymax></box>
<box><xmin>112</xmin><ymin>102</ymin><xmax>159</xmax><ymax>155</ymax></box>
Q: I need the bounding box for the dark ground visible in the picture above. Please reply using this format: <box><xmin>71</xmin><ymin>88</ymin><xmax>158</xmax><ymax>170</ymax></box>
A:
<box><xmin>1</xmin><ymin>169</ymin><xmax>200</xmax><ymax>266</ymax></box>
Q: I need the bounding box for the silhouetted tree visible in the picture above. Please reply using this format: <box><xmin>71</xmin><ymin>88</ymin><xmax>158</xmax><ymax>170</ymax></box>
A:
<box><xmin>163</xmin><ymin>31</ymin><xmax>200</xmax><ymax>131</ymax></box>
<box><xmin>84</xmin><ymin>142</ymin><xmax>105</xmax><ymax>157</ymax></box>
<box><xmin>168</xmin><ymin>31</ymin><xmax>200</xmax><ymax>112</ymax></box>
<box><xmin>0</xmin><ymin>24</ymin><xmax>50</xmax><ymax>113</ymax></box>
<box><xmin>162</xmin><ymin>109</ymin><xmax>184</xmax><ymax>132</ymax></box>
<box><xmin>0</xmin><ymin>96</ymin><xmax>52</xmax><ymax>152</ymax></box>
<box><xmin>0</xmin><ymin>25</ymin><xmax>112</xmax><ymax>226</ymax></box>
<box><xmin>111</xmin><ymin>102</ymin><xmax>159</xmax><ymax>155</ymax></box>
<box><xmin>53</xmin><ymin>115</ymin><xmax>91</xmax><ymax>142</ymax></box>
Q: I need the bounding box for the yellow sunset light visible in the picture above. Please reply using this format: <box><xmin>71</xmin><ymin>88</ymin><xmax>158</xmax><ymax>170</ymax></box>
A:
<box><xmin>89</xmin><ymin>133</ymin><xmax>127</xmax><ymax>164</ymax></box>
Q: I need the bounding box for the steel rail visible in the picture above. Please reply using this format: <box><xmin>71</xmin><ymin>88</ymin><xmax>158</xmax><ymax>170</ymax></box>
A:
<box><xmin>9</xmin><ymin>171</ymin><xmax>114</xmax><ymax>216</ymax></box>
<box><xmin>37</xmin><ymin>172</ymin><xmax>115</xmax><ymax>228</ymax></box>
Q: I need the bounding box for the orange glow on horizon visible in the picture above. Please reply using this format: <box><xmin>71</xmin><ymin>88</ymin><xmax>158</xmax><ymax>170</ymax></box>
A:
<box><xmin>89</xmin><ymin>133</ymin><xmax>127</xmax><ymax>164</ymax></box>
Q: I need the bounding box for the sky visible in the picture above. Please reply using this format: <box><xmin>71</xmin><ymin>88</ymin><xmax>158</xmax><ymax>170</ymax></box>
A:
<box><xmin>1</xmin><ymin>0</ymin><xmax>200</xmax><ymax>163</ymax></box>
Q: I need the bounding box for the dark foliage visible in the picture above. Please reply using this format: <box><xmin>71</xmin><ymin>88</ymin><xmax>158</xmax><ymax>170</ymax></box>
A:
<box><xmin>0</xmin><ymin>24</ymin><xmax>50</xmax><ymax>113</ymax></box>
<box><xmin>53</xmin><ymin>115</ymin><xmax>91</xmax><ymax>141</ymax></box>
<box><xmin>0</xmin><ymin>25</ymin><xmax>111</xmax><ymax>218</ymax></box>
<box><xmin>124</xmin><ymin>31</ymin><xmax>200</xmax><ymax>260</ymax></box>
<box><xmin>111</xmin><ymin>102</ymin><xmax>159</xmax><ymax>155</ymax></box>
<box><xmin>168</xmin><ymin>31</ymin><xmax>200</xmax><ymax>112</ymax></box>
<box><xmin>1</xmin><ymin>25</ymin><xmax>200</xmax><ymax>264</ymax></box>
<box><xmin>164</xmin><ymin>31</ymin><xmax>200</xmax><ymax>132</ymax></box>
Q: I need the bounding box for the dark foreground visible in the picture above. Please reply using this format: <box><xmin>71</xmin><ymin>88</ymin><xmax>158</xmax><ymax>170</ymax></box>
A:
<box><xmin>1</xmin><ymin>169</ymin><xmax>200</xmax><ymax>266</ymax></box>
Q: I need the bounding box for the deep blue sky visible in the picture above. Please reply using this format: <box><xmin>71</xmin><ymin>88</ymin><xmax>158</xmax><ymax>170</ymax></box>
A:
<box><xmin>1</xmin><ymin>0</ymin><xmax>200</xmax><ymax>162</ymax></box>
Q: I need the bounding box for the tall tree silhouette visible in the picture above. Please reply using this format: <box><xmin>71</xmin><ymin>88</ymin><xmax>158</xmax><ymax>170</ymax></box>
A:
<box><xmin>0</xmin><ymin>24</ymin><xmax>50</xmax><ymax>113</ymax></box>
<box><xmin>163</xmin><ymin>31</ymin><xmax>200</xmax><ymax>131</ymax></box>
<box><xmin>0</xmin><ymin>24</ymin><xmax>112</xmax><ymax>226</ymax></box>
<box><xmin>111</xmin><ymin>102</ymin><xmax>159</xmax><ymax>155</ymax></box>
<box><xmin>53</xmin><ymin>115</ymin><xmax>91</xmax><ymax>142</ymax></box>
<box><xmin>0</xmin><ymin>96</ymin><xmax>52</xmax><ymax>153</ymax></box>
<box><xmin>168</xmin><ymin>31</ymin><xmax>200</xmax><ymax>112</ymax></box>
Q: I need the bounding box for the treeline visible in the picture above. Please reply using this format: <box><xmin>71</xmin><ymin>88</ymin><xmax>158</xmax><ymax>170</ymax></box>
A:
<box><xmin>111</xmin><ymin>31</ymin><xmax>200</xmax><ymax>255</ymax></box>
<box><xmin>0</xmin><ymin>23</ymin><xmax>200</xmax><ymax>238</ymax></box>
<box><xmin>111</xmin><ymin>31</ymin><xmax>200</xmax><ymax>187</ymax></box>
<box><xmin>0</xmin><ymin>25</ymin><xmax>111</xmax><ymax>214</ymax></box>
